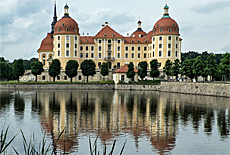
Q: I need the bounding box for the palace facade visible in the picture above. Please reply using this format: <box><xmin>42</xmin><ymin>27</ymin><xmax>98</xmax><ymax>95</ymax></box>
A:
<box><xmin>37</xmin><ymin>2</ymin><xmax>182</xmax><ymax>72</ymax></box>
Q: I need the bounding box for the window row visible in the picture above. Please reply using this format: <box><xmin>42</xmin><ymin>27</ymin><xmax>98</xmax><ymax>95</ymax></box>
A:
<box><xmin>57</xmin><ymin>36</ymin><xmax>78</xmax><ymax>41</ymax></box>
<box><xmin>97</xmin><ymin>39</ymin><xmax>123</xmax><ymax>43</ymax></box>
<box><xmin>153</xmin><ymin>36</ymin><xmax>179</xmax><ymax>41</ymax></box>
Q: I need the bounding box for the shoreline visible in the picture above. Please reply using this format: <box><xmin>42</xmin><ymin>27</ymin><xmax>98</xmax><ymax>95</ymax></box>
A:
<box><xmin>0</xmin><ymin>82</ymin><xmax>229</xmax><ymax>98</ymax></box>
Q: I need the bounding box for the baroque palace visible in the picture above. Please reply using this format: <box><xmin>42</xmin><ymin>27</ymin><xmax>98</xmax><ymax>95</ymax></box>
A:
<box><xmin>35</xmin><ymin>2</ymin><xmax>182</xmax><ymax>82</ymax></box>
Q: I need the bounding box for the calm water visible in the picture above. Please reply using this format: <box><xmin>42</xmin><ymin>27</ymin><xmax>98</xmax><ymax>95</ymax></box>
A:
<box><xmin>0</xmin><ymin>90</ymin><xmax>229</xmax><ymax>154</ymax></box>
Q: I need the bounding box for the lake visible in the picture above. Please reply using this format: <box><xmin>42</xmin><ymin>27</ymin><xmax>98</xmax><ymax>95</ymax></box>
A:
<box><xmin>0</xmin><ymin>90</ymin><xmax>229</xmax><ymax>154</ymax></box>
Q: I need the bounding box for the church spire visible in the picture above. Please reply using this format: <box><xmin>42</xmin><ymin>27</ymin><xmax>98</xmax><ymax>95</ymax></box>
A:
<box><xmin>51</xmin><ymin>0</ymin><xmax>58</xmax><ymax>37</ymax></box>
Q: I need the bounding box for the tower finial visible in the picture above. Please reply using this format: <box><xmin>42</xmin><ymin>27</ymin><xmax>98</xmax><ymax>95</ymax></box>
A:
<box><xmin>162</xmin><ymin>3</ymin><xmax>170</xmax><ymax>18</ymax></box>
<box><xmin>51</xmin><ymin>0</ymin><xmax>58</xmax><ymax>37</ymax></box>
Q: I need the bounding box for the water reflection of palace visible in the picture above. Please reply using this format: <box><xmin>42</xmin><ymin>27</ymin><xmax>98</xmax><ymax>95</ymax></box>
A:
<box><xmin>28</xmin><ymin>90</ymin><xmax>230</xmax><ymax>154</ymax></box>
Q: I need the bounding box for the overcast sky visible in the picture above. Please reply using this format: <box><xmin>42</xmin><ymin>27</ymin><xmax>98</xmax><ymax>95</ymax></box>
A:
<box><xmin>0</xmin><ymin>0</ymin><xmax>229</xmax><ymax>61</ymax></box>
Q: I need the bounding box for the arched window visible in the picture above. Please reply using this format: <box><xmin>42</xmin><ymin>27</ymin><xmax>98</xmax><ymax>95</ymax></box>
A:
<box><xmin>66</xmin><ymin>27</ymin><xmax>69</xmax><ymax>31</ymax></box>
<box><xmin>98</xmin><ymin>62</ymin><xmax>101</xmax><ymax>69</ymax></box>
<box><xmin>108</xmin><ymin>39</ymin><xmax>111</xmax><ymax>43</ymax></box>
<box><xmin>117</xmin><ymin>62</ymin><xmax>120</xmax><ymax>69</ymax></box>
<box><xmin>160</xmin><ymin>28</ymin><xmax>163</xmax><ymax>32</ymax></box>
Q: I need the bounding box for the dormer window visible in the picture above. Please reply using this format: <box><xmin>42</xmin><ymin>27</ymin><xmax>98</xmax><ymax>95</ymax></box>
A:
<box><xmin>104</xmin><ymin>33</ymin><xmax>106</xmax><ymax>36</ymax></box>
<box><xmin>58</xmin><ymin>28</ymin><xmax>61</xmax><ymax>32</ymax></box>
<box><xmin>66</xmin><ymin>27</ymin><xmax>69</xmax><ymax>31</ymax></box>
<box><xmin>74</xmin><ymin>28</ymin><xmax>77</xmax><ymax>32</ymax></box>
<box><xmin>168</xmin><ymin>28</ymin><xmax>172</xmax><ymax>32</ymax></box>
<box><xmin>112</xmin><ymin>34</ymin><xmax>115</xmax><ymax>36</ymax></box>
<box><xmin>139</xmin><ymin>34</ymin><xmax>141</xmax><ymax>37</ymax></box>
<box><xmin>62</xmin><ymin>23</ymin><xmax>65</xmax><ymax>26</ymax></box>
<box><xmin>137</xmin><ymin>40</ymin><xmax>140</xmax><ymax>42</ymax></box>
<box><xmin>157</xmin><ymin>24</ymin><xmax>159</xmax><ymax>28</ymax></box>
<box><xmin>80</xmin><ymin>39</ymin><xmax>82</xmax><ymax>42</ymax></box>
<box><xmin>145</xmin><ymin>40</ymin><xmax>147</xmax><ymax>42</ymax></box>
<box><xmin>86</xmin><ymin>39</ymin><xmax>88</xmax><ymax>42</ymax></box>
<box><xmin>153</xmin><ymin>29</ymin><xmax>156</xmax><ymax>33</ymax></box>
<box><xmin>160</xmin><ymin>28</ymin><xmax>163</xmax><ymax>32</ymax></box>
<box><xmin>173</xmin><ymin>24</ymin><xmax>175</xmax><ymax>27</ymax></box>
<box><xmin>131</xmin><ymin>39</ymin><xmax>134</xmax><ymax>42</ymax></box>
<box><xmin>176</xmin><ymin>28</ymin><xmax>178</xmax><ymax>32</ymax></box>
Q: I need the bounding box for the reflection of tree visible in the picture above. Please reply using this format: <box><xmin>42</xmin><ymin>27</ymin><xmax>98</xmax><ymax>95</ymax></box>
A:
<box><xmin>217</xmin><ymin>109</ymin><xmax>229</xmax><ymax>138</ymax></box>
<box><xmin>204</xmin><ymin>108</ymin><xmax>214</xmax><ymax>134</ymax></box>
<box><xmin>126</xmin><ymin>93</ymin><xmax>134</xmax><ymax>114</ymax></box>
<box><xmin>49</xmin><ymin>92</ymin><xmax>60</xmax><ymax>113</ymax></box>
<box><xmin>149</xmin><ymin>95</ymin><xmax>159</xmax><ymax>116</ymax></box>
<box><xmin>139</xmin><ymin>93</ymin><xmax>146</xmax><ymax>115</ymax></box>
<box><xmin>14</xmin><ymin>91</ymin><xmax>25</xmax><ymax>120</ymax></box>
<box><xmin>31</xmin><ymin>92</ymin><xmax>42</xmax><ymax>113</ymax></box>
<box><xmin>0</xmin><ymin>91</ymin><xmax>13</xmax><ymax>110</ymax></box>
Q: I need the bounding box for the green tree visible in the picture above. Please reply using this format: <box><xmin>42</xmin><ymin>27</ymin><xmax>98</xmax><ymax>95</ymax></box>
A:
<box><xmin>192</xmin><ymin>56</ymin><xmax>206</xmax><ymax>82</ymax></box>
<box><xmin>49</xmin><ymin>59</ymin><xmax>61</xmax><ymax>82</ymax></box>
<box><xmin>80</xmin><ymin>60</ymin><xmax>96</xmax><ymax>83</ymax></box>
<box><xmin>219</xmin><ymin>52</ymin><xmax>230</xmax><ymax>81</ymax></box>
<box><xmin>0</xmin><ymin>57</ymin><xmax>5</xmax><ymax>62</ymax></box>
<box><xmin>163</xmin><ymin>59</ymin><xmax>172</xmax><ymax>81</ymax></box>
<box><xmin>171</xmin><ymin>59</ymin><xmax>181</xmax><ymax>81</ymax></box>
<box><xmin>31</xmin><ymin>61</ymin><xmax>44</xmax><ymax>82</ymax></box>
<box><xmin>65</xmin><ymin>60</ymin><xmax>79</xmax><ymax>82</ymax></box>
<box><xmin>150</xmin><ymin>59</ymin><xmax>160</xmax><ymax>80</ymax></box>
<box><xmin>0</xmin><ymin>62</ymin><xmax>7</xmax><ymax>81</ymax></box>
<box><xmin>126</xmin><ymin>62</ymin><xmax>135</xmax><ymax>81</ymax></box>
<box><xmin>205</xmin><ymin>54</ymin><xmax>219</xmax><ymax>81</ymax></box>
<box><xmin>13</xmin><ymin>59</ymin><xmax>25</xmax><ymax>82</ymax></box>
<box><xmin>138</xmin><ymin>61</ymin><xmax>148</xmax><ymax>81</ymax></box>
<box><xmin>6</xmin><ymin>64</ymin><xmax>14</xmax><ymax>81</ymax></box>
<box><xmin>181</xmin><ymin>59</ymin><xmax>195</xmax><ymax>80</ymax></box>
<box><xmin>100</xmin><ymin>62</ymin><xmax>109</xmax><ymax>77</ymax></box>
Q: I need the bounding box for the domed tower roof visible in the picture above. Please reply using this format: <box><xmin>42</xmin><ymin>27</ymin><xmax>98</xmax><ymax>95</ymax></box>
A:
<box><xmin>37</xmin><ymin>33</ymin><xmax>53</xmax><ymax>52</ymax></box>
<box><xmin>153</xmin><ymin>4</ymin><xmax>179</xmax><ymax>35</ymax></box>
<box><xmin>130</xmin><ymin>20</ymin><xmax>147</xmax><ymax>37</ymax></box>
<box><xmin>54</xmin><ymin>3</ymin><xmax>80</xmax><ymax>35</ymax></box>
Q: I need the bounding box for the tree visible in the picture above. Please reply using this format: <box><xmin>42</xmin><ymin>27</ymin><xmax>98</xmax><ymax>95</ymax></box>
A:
<box><xmin>219</xmin><ymin>52</ymin><xmax>230</xmax><ymax>81</ymax></box>
<box><xmin>181</xmin><ymin>59</ymin><xmax>195</xmax><ymax>80</ymax></box>
<box><xmin>163</xmin><ymin>59</ymin><xmax>172</xmax><ymax>81</ymax></box>
<box><xmin>192</xmin><ymin>56</ymin><xmax>206</xmax><ymax>82</ymax></box>
<box><xmin>65</xmin><ymin>60</ymin><xmax>79</xmax><ymax>82</ymax></box>
<box><xmin>6</xmin><ymin>64</ymin><xmax>14</xmax><ymax>81</ymax></box>
<box><xmin>205</xmin><ymin>54</ymin><xmax>219</xmax><ymax>81</ymax></box>
<box><xmin>100</xmin><ymin>62</ymin><xmax>109</xmax><ymax>77</ymax></box>
<box><xmin>171</xmin><ymin>59</ymin><xmax>181</xmax><ymax>81</ymax></box>
<box><xmin>150</xmin><ymin>59</ymin><xmax>160</xmax><ymax>80</ymax></box>
<box><xmin>126</xmin><ymin>62</ymin><xmax>135</xmax><ymax>81</ymax></box>
<box><xmin>0</xmin><ymin>62</ymin><xmax>7</xmax><ymax>81</ymax></box>
<box><xmin>13</xmin><ymin>59</ymin><xmax>25</xmax><ymax>82</ymax></box>
<box><xmin>138</xmin><ymin>61</ymin><xmax>148</xmax><ymax>81</ymax></box>
<box><xmin>80</xmin><ymin>60</ymin><xmax>96</xmax><ymax>83</ymax></box>
<box><xmin>31</xmin><ymin>61</ymin><xmax>44</xmax><ymax>82</ymax></box>
<box><xmin>49</xmin><ymin>59</ymin><xmax>61</xmax><ymax>82</ymax></box>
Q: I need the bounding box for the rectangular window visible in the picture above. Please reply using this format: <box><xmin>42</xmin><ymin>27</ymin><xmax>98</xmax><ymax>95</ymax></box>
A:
<box><xmin>138</xmin><ymin>53</ymin><xmax>140</xmax><ymax>58</ymax></box>
<box><xmin>80</xmin><ymin>46</ymin><xmax>83</xmax><ymax>51</ymax></box>
<box><xmin>168</xmin><ymin>44</ymin><xmax>171</xmax><ymax>48</ymax></box>
<box><xmin>121</xmin><ymin>75</ymin><xmax>124</xmax><ymax>81</ymax></box>
<box><xmin>117</xmin><ymin>53</ymin><xmax>120</xmax><ymax>58</ymax></box>
<box><xmin>86</xmin><ymin>53</ymin><xmax>88</xmax><ymax>58</ymax></box>
<box><xmin>66</xmin><ymin>43</ymin><xmax>69</xmax><ymax>48</ymax></box>
<box><xmin>43</xmin><ymin>59</ymin><xmax>45</xmax><ymax>65</ymax></box>
<box><xmin>57</xmin><ymin>76</ymin><xmax>60</xmax><ymax>80</ymax></box>
<box><xmin>58</xmin><ymin>51</ymin><xmax>60</xmax><ymax>56</ymax></box>
<box><xmin>99</xmin><ymin>46</ymin><xmax>101</xmax><ymax>51</ymax></box>
<box><xmin>91</xmin><ymin>53</ymin><xmax>94</xmax><ymax>58</ymax></box>
<box><xmin>86</xmin><ymin>46</ymin><xmax>88</xmax><ymax>51</ymax></box>
<box><xmin>138</xmin><ymin>47</ymin><xmax>140</xmax><ymax>51</ymax></box>
<box><xmin>144</xmin><ymin>47</ymin><xmax>147</xmax><ymax>51</ymax></box>
<box><xmin>75</xmin><ymin>36</ymin><xmax>77</xmax><ymax>40</ymax></box>
<box><xmin>75</xmin><ymin>44</ymin><xmax>77</xmax><ymax>48</ymax></box>
<box><xmin>125</xmin><ymin>53</ymin><xmax>128</xmax><ymax>58</ymax></box>
<box><xmin>125</xmin><ymin>46</ymin><xmax>128</xmax><ymax>51</ymax></box>
<box><xmin>79</xmin><ymin>75</ymin><xmax>81</xmax><ymax>80</ymax></box>
<box><xmin>159</xmin><ymin>37</ymin><xmax>162</xmax><ymax>41</ymax></box>
<box><xmin>58</xmin><ymin>36</ymin><xmax>60</xmax><ymax>40</ymax></box>
<box><xmin>153</xmin><ymin>44</ymin><xmax>155</xmax><ymax>49</ymax></box>
<box><xmin>159</xmin><ymin>44</ymin><xmax>162</xmax><ymax>48</ymax></box>
<box><xmin>132</xmin><ymin>53</ymin><xmax>134</xmax><ymax>58</ymax></box>
<box><xmin>153</xmin><ymin>37</ymin><xmax>155</xmax><ymax>41</ymax></box>
<box><xmin>99</xmin><ymin>53</ymin><xmax>101</xmax><ymax>58</ymax></box>
<box><xmin>176</xmin><ymin>37</ymin><xmax>178</xmax><ymax>41</ymax></box>
<box><xmin>75</xmin><ymin>51</ymin><xmax>77</xmax><ymax>56</ymax></box>
<box><xmin>58</xmin><ymin>43</ymin><xmax>60</xmax><ymax>48</ymax></box>
<box><xmin>144</xmin><ymin>53</ymin><xmax>146</xmax><ymax>58</ymax></box>
<box><xmin>132</xmin><ymin>47</ymin><xmax>134</xmax><ymax>51</ymax></box>
<box><xmin>159</xmin><ymin>51</ymin><xmax>162</xmax><ymax>57</ymax></box>
<box><xmin>176</xmin><ymin>51</ymin><xmax>178</xmax><ymax>57</ymax></box>
<box><xmin>64</xmin><ymin>76</ymin><xmax>67</xmax><ymax>80</ymax></box>
<box><xmin>66</xmin><ymin>50</ymin><xmax>69</xmax><ymax>56</ymax></box>
<box><xmin>153</xmin><ymin>51</ymin><xmax>155</xmax><ymax>57</ymax></box>
<box><xmin>99</xmin><ymin>40</ymin><xmax>101</xmax><ymax>43</ymax></box>
<box><xmin>117</xmin><ymin>46</ymin><xmax>120</xmax><ymax>51</ymax></box>
<box><xmin>176</xmin><ymin>44</ymin><xmax>178</xmax><ymax>48</ymax></box>
<box><xmin>118</xmin><ymin>40</ymin><xmax>120</xmax><ymax>43</ymax></box>
<box><xmin>168</xmin><ymin>51</ymin><xmax>171</xmax><ymax>57</ymax></box>
<box><xmin>91</xmin><ymin>46</ymin><xmax>94</xmax><ymax>51</ymax></box>
<box><xmin>168</xmin><ymin>36</ymin><xmax>171</xmax><ymax>40</ymax></box>
<box><xmin>66</xmin><ymin>36</ymin><xmax>69</xmax><ymax>40</ymax></box>
<box><xmin>42</xmin><ymin>76</ymin><xmax>45</xmax><ymax>80</ymax></box>
<box><xmin>80</xmin><ymin>53</ymin><xmax>83</xmax><ymax>58</ymax></box>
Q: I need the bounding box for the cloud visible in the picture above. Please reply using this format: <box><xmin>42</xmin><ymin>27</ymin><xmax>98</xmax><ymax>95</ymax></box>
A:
<box><xmin>192</xmin><ymin>1</ymin><xmax>229</xmax><ymax>14</ymax></box>
<box><xmin>221</xmin><ymin>44</ymin><xmax>230</xmax><ymax>52</ymax></box>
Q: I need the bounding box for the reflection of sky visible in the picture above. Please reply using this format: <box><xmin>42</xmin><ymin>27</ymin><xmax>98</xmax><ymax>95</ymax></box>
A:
<box><xmin>0</xmin><ymin>90</ymin><xmax>229</xmax><ymax>154</ymax></box>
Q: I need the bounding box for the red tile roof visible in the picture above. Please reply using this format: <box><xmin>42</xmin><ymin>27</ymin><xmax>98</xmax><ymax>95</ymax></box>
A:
<box><xmin>80</xmin><ymin>36</ymin><xmax>94</xmax><ymax>44</ymax></box>
<box><xmin>124</xmin><ymin>31</ymin><xmax>153</xmax><ymax>44</ymax></box>
<box><xmin>37</xmin><ymin>33</ymin><xmax>53</xmax><ymax>52</ymax></box>
<box><xmin>95</xmin><ymin>25</ymin><xmax>124</xmax><ymax>38</ymax></box>
<box><xmin>114</xmin><ymin>64</ymin><xmax>138</xmax><ymax>73</ymax></box>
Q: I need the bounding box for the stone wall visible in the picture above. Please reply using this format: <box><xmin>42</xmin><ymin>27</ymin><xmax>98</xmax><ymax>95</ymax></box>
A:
<box><xmin>115</xmin><ymin>84</ymin><xmax>160</xmax><ymax>91</ymax></box>
<box><xmin>160</xmin><ymin>82</ymin><xmax>230</xmax><ymax>97</ymax></box>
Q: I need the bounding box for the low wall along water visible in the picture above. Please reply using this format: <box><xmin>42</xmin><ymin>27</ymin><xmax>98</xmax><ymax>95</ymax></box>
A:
<box><xmin>0</xmin><ymin>82</ymin><xmax>229</xmax><ymax>97</ymax></box>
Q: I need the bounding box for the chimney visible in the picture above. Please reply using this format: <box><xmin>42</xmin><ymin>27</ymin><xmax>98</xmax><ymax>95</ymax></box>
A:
<box><xmin>102</xmin><ymin>24</ymin><xmax>105</xmax><ymax>28</ymax></box>
<box><xmin>105</xmin><ymin>22</ymin><xmax>108</xmax><ymax>26</ymax></box>
<box><xmin>127</xmin><ymin>33</ymin><xmax>129</xmax><ymax>37</ymax></box>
